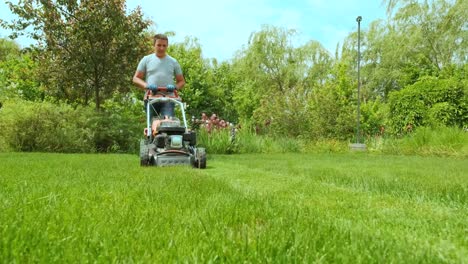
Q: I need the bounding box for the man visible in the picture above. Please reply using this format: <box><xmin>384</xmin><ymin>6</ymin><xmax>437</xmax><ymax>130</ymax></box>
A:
<box><xmin>133</xmin><ymin>34</ymin><xmax>185</xmax><ymax>118</ymax></box>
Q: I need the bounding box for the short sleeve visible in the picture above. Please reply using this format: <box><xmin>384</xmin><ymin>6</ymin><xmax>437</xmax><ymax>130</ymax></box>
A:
<box><xmin>136</xmin><ymin>56</ymin><xmax>147</xmax><ymax>73</ymax></box>
<box><xmin>174</xmin><ymin>61</ymin><xmax>183</xmax><ymax>75</ymax></box>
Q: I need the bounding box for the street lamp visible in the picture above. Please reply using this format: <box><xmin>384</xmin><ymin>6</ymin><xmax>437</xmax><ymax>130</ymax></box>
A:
<box><xmin>356</xmin><ymin>16</ymin><xmax>362</xmax><ymax>144</ymax></box>
<box><xmin>350</xmin><ymin>16</ymin><xmax>366</xmax><ymax>151</ymax></box>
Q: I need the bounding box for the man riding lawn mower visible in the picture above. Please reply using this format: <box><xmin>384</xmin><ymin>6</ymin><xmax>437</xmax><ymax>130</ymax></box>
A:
<box><xmin>139</xmin><ymin>87</ymin><xmax>206</xmax><ymax>168</ymax></box>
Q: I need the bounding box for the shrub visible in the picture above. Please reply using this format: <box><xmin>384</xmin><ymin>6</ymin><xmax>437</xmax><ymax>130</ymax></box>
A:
<box><xmin>0</xmin><ymin>99</ymin><xmax>94</xmax><ymax>152</ymax></box>
<box><xmin>360</xmin><ymin>98</ymin><xmax>387</xmax><ymax>137</ymax></box>
<box><xmin>90</xmin><ymin>94</ymin><xmax>144</xmax><ymax>153</ymax></box>
<box><xmin>388</xmin><ymin>76</ymin><xmax>467</xmax><ymax>135</ymax></box>
<box><xmin>0</xmin><ymin>96</ymin><xmax>144</xmax><ymax>153</ymax></box>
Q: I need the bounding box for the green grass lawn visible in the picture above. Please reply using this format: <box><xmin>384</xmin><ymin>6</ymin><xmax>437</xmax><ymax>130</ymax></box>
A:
<box><xmin>0</xmin><ymin>152</ymin><xmax>467</xmax><ymax>263</ymax></box>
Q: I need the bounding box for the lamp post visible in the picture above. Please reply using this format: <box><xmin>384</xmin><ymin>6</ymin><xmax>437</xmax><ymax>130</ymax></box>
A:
<box><xmin>350</xmin><ymin>16</ymin><xmax>366</xmax><ymax>151</ymax></box>
<box><xmin>356</xmin><ymin>16</ymin><xmax>362</xmax><ymax>144</ymax></box>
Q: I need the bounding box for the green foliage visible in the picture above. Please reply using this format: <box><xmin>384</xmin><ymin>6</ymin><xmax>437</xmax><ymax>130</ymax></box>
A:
<box><xmin>233</xmin><ymin>126</ymin><xmax>303</xmax><ymax>154</ymax></box>
<box><xmin>197</xmin><ymin>122</ymin><xmax>466</xmax><ymax>157</ymax></box>
<box><xmin>232</xmin><ymin>25</ymin><xmax>302</xmax><ymax>123</ymax></box>
<box><xmin>344</xmin><ymin>0</ymin><xmax>468</xmax><ymax>101</ymax></box>
<box><xmin>374</xmin><ymin>126</ymin><xmax>468</xmax><ymax>157</ymax></box>
<box><xmin>296</xmin><ymin>40</ymin><xmax>334</xmax><ymax>87</ymax></box>
<box><xmin>90</xmin><ymin>93</ymin><xmax>144</xmax><ymax>153</ymax></box>
<box><xmin>2</xmin><ymin>0</ymin><xmax>151</xmax><ymax>110</ymax></box>
<box><xmin>0</xmin><ymin>99</ymin><xmax>94</xmax><ymax>152</ymax></box>
<box><xmin>197</xmin><ymin>128</ymin><xmax>236</xmax><ymax>154</ymax></box>
<box><xmin>0</xmin><ymin>38</ymin><xmax>20</xmax><ymax>61</ymax></box>
<box><xmin>252</xmin><ymin>88</ymin><xmax>312</xmax><ymax>138</ymax></box>
<box><xmin>167</xmin><ymin>38</ymin><xmax>238</xmax><ymax>121</ymax></box>
<box><xmin>231</xmin><ymin>81</ymin><xmax>260</xmax><ymax>123</ymax></box>
<box><xmin>386</xmin><ymin>0</ymin><xmax>466</xmax><ymax>69</ymax></box>
<box><xmin>0</xmin><ymin>51</ymin><xmax>42</xmax><ymax>101</ymax></box>
<box><xmin>205</xmin><ymin>61</ymin><xmax>238</xmax><ymax>122</ymax></box>
<box><xmin>1</xmin><ymin>0</ymin><xmax>466</xmax><ymax>149</ymax></box>
<box><xmin>360</xmin><ymin>98</ymin><xmax>387</xmax><ymax>137</ymax></box>
<box><xmin>0</xmin><ymin>97</ymin><xmax>143</xmax><ymax>153</ymax></box>
<box><xmin>302</xmin><ymin>139</ymin><xmax>349</xmax><ymax>153</ymax></box>
<box><xmin>196</xmin><ymin>125</ymin><xmax>294</xmax><ymax>154</ymax></box>
<box><xmin>388</xmin><ymin>76</ymin><xmax>467</xmax><ymax>134</ymax></box>
<box><xmin>232</xmin><ymin>25</ymin><xmax>343</xmax><ymax>140</ymax></box>
<box><xmin>196</xmin><ymin>124</ymin><xmax>351</xmax><ymax>155</ymax></box>
<box><xmin>168</xmin><ymin>37</ymin><xmax>208</xmax><ymax>116</ymax></box>
<box><xmin>307</xmin><ymin>62</ymin><xmax>356</xmax><ymax>140</ymax></box>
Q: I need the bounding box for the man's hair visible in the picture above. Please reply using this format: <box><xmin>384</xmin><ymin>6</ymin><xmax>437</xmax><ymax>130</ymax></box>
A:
<box><xmin>153</xmin><ymin>34</ymin><xmax>168</xmax><ymax>45</ymax></box>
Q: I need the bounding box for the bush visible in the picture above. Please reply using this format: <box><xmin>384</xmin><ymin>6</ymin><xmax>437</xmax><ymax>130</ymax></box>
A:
<box><xmin>388</xmin><ymin>76</ymin><xmax>467</xmax><ymax>135</ymax></box>
<box><xmin>306</xmin><ymin>81</ymin><xmax>355</xmax><ymax>141</ymax></box>
<box><xmin>360</xmin><ymin>98</ymin><xmax>387</xmax><ymax>137</ymax></box>
<box><xmin>0</xmin><ymin>99</ymin><xmax>94</xmax><ymax>152</ymax></box>
<box><xmin>0</xmin><ymin>96</ymin><xmax>144</xmax><ymax>153</ymax></box>
<box><xmin>90</xmin><ymin>94</ymin><xmax>144</xmax><ymax>153</ymax></box>
<box><xmin>0</xmin><ymin>50</ymin><xmax>43</xmax><ymax>102</ymax></box>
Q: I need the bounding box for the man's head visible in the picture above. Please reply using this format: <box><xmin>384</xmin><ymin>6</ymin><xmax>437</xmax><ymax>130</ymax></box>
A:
<box><xmin>153</xmin><ymin>34</ymin><xmax>168</xmax><ymax>58</ymax></box>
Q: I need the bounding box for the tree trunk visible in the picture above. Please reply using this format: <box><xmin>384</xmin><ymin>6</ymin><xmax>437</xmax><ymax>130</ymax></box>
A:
<box><xmin>95</xmin><ymin>86</ymin><xmax>100</xmax><ymax>111</ymax></box>
<box><xmin>94</xmin><ymin>67</ymin><xmax>101</xmax><ymax>111</ymax></box>
<box><xmin>94</xmin><ymin>76</ymin><xmax>101</xmax><ymax>112</ymax></box>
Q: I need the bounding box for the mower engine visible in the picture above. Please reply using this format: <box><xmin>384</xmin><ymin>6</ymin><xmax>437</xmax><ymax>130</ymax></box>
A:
<box><xmin>139</xmin><ymin>94</ymin><xmax>206</xmax><ymax>168</ymax></box>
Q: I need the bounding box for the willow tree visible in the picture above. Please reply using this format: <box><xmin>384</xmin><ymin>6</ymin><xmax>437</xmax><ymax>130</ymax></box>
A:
<box><xmin>382</xmin><ymin>0</ymin><xmax>466</xmax><ymax>80</ymax></box>
<box><xmin>230</xmin><ymin>25</ymin><xmax>302</xmax><ymax>124</ymax></box>
<box><xmin>231</xmin><ymin>25</ymin><xmax>337</xmax><ymax>136</ymax></box>
<box><xmin>2</xmin><ymin>0</ymin><xmax>151</xmax><ymax>110</ymax></box>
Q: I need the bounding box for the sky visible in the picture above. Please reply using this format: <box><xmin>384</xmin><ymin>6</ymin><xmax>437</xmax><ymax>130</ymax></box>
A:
<box><xmin>0</xmin><ymin>0</ymin><xmax>388</xmax><ymax>61</ymax></box>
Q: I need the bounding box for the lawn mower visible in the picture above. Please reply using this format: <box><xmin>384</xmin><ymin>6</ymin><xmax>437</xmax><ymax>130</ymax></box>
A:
<box><xmin>139</xmin><ymin>87</ymin><xmax>206</xmax><ymax>168</ymax></box>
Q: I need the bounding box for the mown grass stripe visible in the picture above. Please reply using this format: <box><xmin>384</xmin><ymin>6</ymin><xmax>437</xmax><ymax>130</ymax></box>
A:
<box><xmin>0</xmin><ymin>152</ymin><xmax>466</xmax><ymax>262</ymax></box>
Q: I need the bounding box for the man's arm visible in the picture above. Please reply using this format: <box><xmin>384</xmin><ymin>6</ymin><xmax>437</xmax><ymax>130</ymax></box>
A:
<box><xmin>175</xmin><ymin>74</ymin><xmax>185</xmax><ymax>90</ymax></box>
<box><xmin>133</xmin><ymin>71</ymin><xmax>147</xmax><ymax>91</ymax></box>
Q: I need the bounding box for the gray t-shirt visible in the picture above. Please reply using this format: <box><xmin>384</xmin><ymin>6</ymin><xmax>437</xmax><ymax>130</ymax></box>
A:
<box><xmin>136</xmin><ymin>54</ymin><xmax>183</xmax><ymax>87</ymax></box>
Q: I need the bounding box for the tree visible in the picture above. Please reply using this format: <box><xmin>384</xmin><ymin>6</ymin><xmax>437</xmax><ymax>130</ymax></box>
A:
<box><xmin>166</xmin><ymin>37</ymin><xmax>212</xmax><ymax>117</ymax></box>
<box><xmin>0</xmin><ymin>38</ymin><xmax>42</xmax><ymax>101</ymax></box>
<box><xmin>307</xmin><ymin>61</ymin><xmax>356</xmax><ymax>139</ymax></box>
<box><xmin>382</xmin><ymin>0</ymin><xmax>466</xmax><ymax>75</ymax></box>
<box><xmin>0</xmin><ymin>38</ymin><xmax>20</xmax><ymax>61</ymax></box>
<box><xmin>2</xmin><ymin>0</ymin><xmax>151</xmax><ymax>110</ymax></box>
<box><xmin>296</xmin><ymin>40</ymin><xmax>334</xmax><ymax>89</ymax></box>
<box><xmin>166</xmin><ymin>37</ymin><xmax>238</xmax><ymax>122</ymax></box>
<box><xmin>334</xmin><ymin>0</ymin><xmax>467</xmax><ymax>101</ymax></box>
<box><xmin>231</xmin><ymin>25</ymin><xmax>302</xmax><ymax>124</ymax></box>
<box><xmin>203</xmin><ymin>60</ymin><xmax>238</xmax><ymax>122</ymax></box>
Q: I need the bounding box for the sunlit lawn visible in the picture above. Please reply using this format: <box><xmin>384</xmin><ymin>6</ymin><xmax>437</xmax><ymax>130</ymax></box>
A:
<box><xmin>0</xmin><ymin>152</ymin><xmax>466</xmax><ymax>262</ymax></box>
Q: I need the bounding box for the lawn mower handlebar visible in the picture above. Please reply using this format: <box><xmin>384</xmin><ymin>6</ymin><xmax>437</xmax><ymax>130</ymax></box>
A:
<box><xmin>145</xmin><ymin>86</ymin><xmax>180</xmax><ymax>100</ymax></box>
<box><xmin>153</xmin><ymin>86</ymin><xmax>173</xmax><ymax>92</ymax></box>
